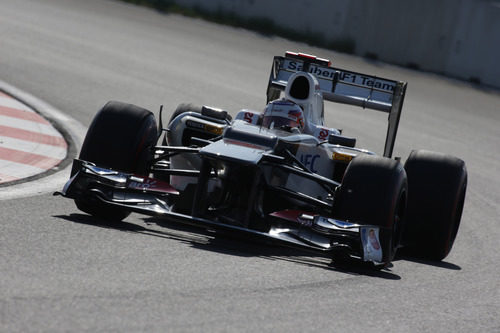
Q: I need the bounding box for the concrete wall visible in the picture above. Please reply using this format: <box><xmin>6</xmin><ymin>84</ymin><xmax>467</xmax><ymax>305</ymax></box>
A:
<box><xmin>173</xmin><ymin>0</ymin><xmax>500</xmax><ymax>88</ymax></box>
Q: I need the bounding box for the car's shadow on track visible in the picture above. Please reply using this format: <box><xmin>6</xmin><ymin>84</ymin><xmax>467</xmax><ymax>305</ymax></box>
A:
<box><xmin>54</xmin><ymin>212</ymin><xmax>403</xmax><ymax>279</ymax></box>
<box><xmin>394</xmin><ymin>252</ymin><xmax>462</xmax><ymax>270</ymax></box>
<box><xmin>53</xmin><ymin>213</ymin><xmax>218</xmax><ymax>249</ymax></box>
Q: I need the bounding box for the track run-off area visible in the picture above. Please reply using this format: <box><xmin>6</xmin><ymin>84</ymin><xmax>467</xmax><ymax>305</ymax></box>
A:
<box><xmin>1</xmin><ymin>0</ymin><xmax>499</xmax><ymax>332</ymax></box>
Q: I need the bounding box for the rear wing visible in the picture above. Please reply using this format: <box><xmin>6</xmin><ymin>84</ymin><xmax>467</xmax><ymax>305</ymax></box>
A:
<box><xmin>266</xmin><ymin>52</ymin><xmax>407</xmax><ymax>158</ymax></box>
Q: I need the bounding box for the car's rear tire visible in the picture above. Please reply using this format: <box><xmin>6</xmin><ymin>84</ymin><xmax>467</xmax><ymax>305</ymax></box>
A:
<box><xmin>161</xmin><ymin>103</ymin><xmax>203</xmax><ymax>146</ymax></box>
<box><xmin>169</xmin><ymin>103</ymin><xmax>233</xmax><ymax>124</ymax></box>
<box><xmin>163</xmin><ymin>103</ymin><xmax>232</xmax><ymax>145</ymax></box>
<box><xmin>75</xmin><ymin>101</ymin><xmax>158</xmax><ymax>221</ymax></box>
<box><xmin>169</xmin><ymin>103</ymin><xmax>203</xmax><ymax>124</ymax></box>
<box><xmin>334</xmin><ymin>154</ymin><xmax>407</xmax><ymax>264</ymax></box>
<box><xmin>402</xmin><ymin>150</ymin><xmax>467</xmax><ymax>260</ymax></box>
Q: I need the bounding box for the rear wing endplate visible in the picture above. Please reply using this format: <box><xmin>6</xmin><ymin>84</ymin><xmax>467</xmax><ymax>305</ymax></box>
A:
<box><xmin>266</xmin><ymin>55</ymin><xmax>407</xmax><ymax>158</ymax></box>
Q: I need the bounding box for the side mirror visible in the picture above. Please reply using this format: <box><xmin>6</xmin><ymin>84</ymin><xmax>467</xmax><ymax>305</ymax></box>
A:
<box><xmin>328</xmin><ymin>133</ymin><xmax>356</xmax><ymax>148</ymax></box>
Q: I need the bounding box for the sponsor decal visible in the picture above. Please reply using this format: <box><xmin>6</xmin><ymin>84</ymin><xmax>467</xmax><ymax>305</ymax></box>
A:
<box><xmin>270</xmin><ymin>210</ymin><xmax>315</xmax><ymax>227</ymax></box>
<box><xmin>186</xmin><ymin>120</ymin><xmax>204</xmax><ymax>130</ymax></box>
<box><xmin>360</xmin><ymin>227</ymin><xmax>383</xmax><ymax>262</ymax></box>
<box><xmin>243</xmin><ymin>111</ymin><xmax>254</xmax><ymax>123</ymax></box>
<box><xmin>287</xmin><ymin>109</ymin><xmax>304</xmax><ymax>128</ymax></box>
<box><xmin>128</xmin><ymin>176</ymin><xmax>179</xmax><ymax>194</ymax></box>
<box><xmin>286</xmin><ymin>60</ymin><xmax>336</xmax><ymax>79</ymax></box>
<box><xmin>332</xmin><ymin>152</ymin><xmax>354</xmax><ymax>162</ymax></box>
<box><xmin>186</xmin><ymin>120</ymin><xmax>223</xmax><ymax>135</ymax></box>
<box><xmin>317</xmin><ymin>128</ymin><xmax>329</xmax><ymax>141</ymax></box>
<box><xmin>284</xmin><ymin>60</ymin><xmax>395</xmax><ymax>92</ymax></box>
<box><xmin>299</xmin><ymin>154</ymin><xmax>320</xmax><ymax>173</ymax></box>
<box><xmin>205</xmin><ymin>124</ymin><xmax>223</xmax><ymax>135</ymax></box>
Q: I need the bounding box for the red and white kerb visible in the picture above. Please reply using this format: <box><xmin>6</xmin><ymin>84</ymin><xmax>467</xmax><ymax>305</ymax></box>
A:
<box><xmin>0</xmin><ymin>91</ymin><xmax>67</xmax><ymax>184</ymax></box>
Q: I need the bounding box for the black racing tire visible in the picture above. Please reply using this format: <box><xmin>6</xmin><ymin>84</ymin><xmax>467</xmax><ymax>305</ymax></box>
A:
<box><xmin>169</xmin><ymin>103</ymin><xmax>203</xmax><ymax>124</ymax></box>
<box><xmin>169</xmin><ymin>103</ymin><xmax>232</xmax><ymax>124</ymax></box>
<box><xmin>402</xmin><ymin>150</ymin><xmax>467</xmax><ymax>261</ymax></box>
<box><xmin>334</xmin><ymin>154</ymin><xmax>408</xmax><ymax>264</ymax></box>
<box><xmin>162</xmin><ymin>103</ymin><xmax>203</xmax><ymax>146</ymax></box>
<box><xmin>76</xmin><ymin>101</ymin><xmax>158</xmax><ymax>221</ymax></box>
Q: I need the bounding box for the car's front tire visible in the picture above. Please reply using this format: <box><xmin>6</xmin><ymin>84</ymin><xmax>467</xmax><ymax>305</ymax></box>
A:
<box><xmin>75</xmin><ymin>101</ymin><xmax>158</xmax><ymax>221</ymax></box>
<box><xmin>334</xmin><ymin>154</ymin><xmax>407</xmax><ymax>265</ymax></box>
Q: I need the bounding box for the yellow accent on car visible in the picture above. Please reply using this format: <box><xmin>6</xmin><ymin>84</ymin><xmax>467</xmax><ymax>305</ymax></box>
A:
<box><xmin>332</xmin><ymin>152</ymin><xmax>354</xmax><ymax>162</ymax></box>
<box><xmin>204</xmin><ymin>124</ymin><xmax>224</xmax><ymax>135</ymax></box>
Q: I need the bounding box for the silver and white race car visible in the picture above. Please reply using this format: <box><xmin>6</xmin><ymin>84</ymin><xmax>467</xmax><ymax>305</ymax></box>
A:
<box><xmin>56</xmin><ymin>51</ymin><xmax>467</xmax><ymax>267</ymax></box>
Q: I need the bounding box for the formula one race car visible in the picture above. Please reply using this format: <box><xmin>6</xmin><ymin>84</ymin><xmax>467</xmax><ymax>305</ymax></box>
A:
<box><xmin>56</xmin><ymin>51</ymin><xmax>467</xmax><ymax>267</ymax></box>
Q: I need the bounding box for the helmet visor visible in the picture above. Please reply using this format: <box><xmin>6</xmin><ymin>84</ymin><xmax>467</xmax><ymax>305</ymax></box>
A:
<box><xmin>262</xmin><ymin>115</ymin><xmax>299</xmax><ymax>129</ymax></box>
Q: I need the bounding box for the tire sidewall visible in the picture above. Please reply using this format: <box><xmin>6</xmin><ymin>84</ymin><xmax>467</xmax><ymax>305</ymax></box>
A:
<box><xmin>76</xmin><ymin>101</ymin><xmax>158</xmax><ymax>221</ymax></box>
<box><xmin>334</xmin><ymin>154</ymin><xmax>408</xmax><ymax>263</ymax></box>
<box><xmin>403</xmin><ymin>150</ymin><xmax>467</xmax><ymax>260</ymax></box>
<box><xmin>79</xmin><ymin>101</ymin><xmax>157</xmax><ymax>174</ymax></box>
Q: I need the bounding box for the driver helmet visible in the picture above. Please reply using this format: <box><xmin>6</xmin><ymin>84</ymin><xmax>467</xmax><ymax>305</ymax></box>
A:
<box><xmin>262</xmin><ymin>99</ymin><xmax>305</xmax><ymax>131</ymax></box>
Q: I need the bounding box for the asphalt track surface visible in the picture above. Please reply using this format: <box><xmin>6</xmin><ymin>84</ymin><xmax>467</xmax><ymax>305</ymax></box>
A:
<box><xmin>1</xmin><ymin>0</ymin><xmax>499</xmax><ymax>332</ymax></box>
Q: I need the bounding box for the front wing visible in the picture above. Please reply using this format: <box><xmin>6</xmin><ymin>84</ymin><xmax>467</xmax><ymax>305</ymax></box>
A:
<box><xmin>55</xmin><ymin>159</ymin><xmax>391</xmax><ymax>265</ymax></box>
